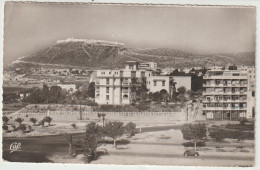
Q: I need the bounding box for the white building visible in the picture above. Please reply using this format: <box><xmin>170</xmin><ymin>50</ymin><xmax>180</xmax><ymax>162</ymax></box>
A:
<box><xmin>95</xmin><ymin>61</ymin><xmax>192</xmax><ymax>105</ymax></box>
<box><xmin>147</xmin><ymin>76</ymin><xmax>191</xmax><ymax>93</ymax></box>
<box><xmin>95</xmin><ymin>61</ymin><xmax>152</xmax><ymax>105</ymax></box>
<box><xmin>202</xmin><ymin>68</ymin><xmax>255</xmax><ymax>120</ymax></box>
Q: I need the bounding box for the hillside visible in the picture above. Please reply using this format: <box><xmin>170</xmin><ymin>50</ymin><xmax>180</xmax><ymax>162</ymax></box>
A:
<box><xmin>16</xmin><ymin>39</ymin><xmax>255</xmax><ymax>69</ymax></box>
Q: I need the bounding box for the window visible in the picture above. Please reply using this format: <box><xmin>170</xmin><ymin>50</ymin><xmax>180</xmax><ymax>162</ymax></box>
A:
<box><xmin>106</xmin><ymin>87</ymin><xmax>109</xmax><ymax>93</ymax></box>
<box><xmin>233</xmin><ymin>73</ymin><xmax>240</xmax><ymax>76</ymax></box>
<box><xmin>123</xmin><ymin>94</ymin><xmax>128</xmax><ymax>99</ymax></box>
<box><xmin>252</xmin><ymin>91</ymin><xmax>255</xmax><ymax>97</ymax></box>
<box><xmin>162</xmin><ymin>81</ymin><xmax>165</xmax><ymax>86</ymax></box>
<box><xmin>101</xmin><ymin>72</ymin><xmax>105</xmax><ymax>75</ymax></box>
<box><xmin>106</xmin><ymin>95</ymin><xmax>109</xmax><ymax>100</ymax></box>
<box><xmin>154</xmin><ymin>81</ymin><xmax>157</xmax><ymax>86</ymax></box>
<box><xmin>106</xmin><ymin>78</ymin><xmax>109</xmax><ymax>85</ymax></box>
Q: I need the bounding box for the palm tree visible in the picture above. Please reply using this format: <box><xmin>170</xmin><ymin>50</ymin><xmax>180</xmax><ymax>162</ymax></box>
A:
<box><xmin>15</xmin><ymin>117</ymin><xmax>24</xmax><ymax>126</ymax></box>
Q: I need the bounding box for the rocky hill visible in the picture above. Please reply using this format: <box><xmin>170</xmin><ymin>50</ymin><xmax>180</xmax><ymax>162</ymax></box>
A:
<box><xmin>14</xmin><ymin>39</ymin><xmax>255</xmax><ymax>69</ymax></box>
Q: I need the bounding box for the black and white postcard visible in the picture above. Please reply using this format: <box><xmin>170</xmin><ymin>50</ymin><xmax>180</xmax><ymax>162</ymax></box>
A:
<box><xmin>1</xmin><ymin>0</ymin><xmax>259</xmax><ymax>168</ymax></box>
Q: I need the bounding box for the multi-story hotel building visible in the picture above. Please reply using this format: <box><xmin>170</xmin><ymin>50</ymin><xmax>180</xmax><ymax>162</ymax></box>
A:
<box><xmin>95</xmin><ymin>61</ymin><xmax>191</xmax><ymax>105</ymax></box>
<box><xmin>202</xmin><ymin>67</ymin><xmax>255</xmax><ymax>120</ymax></box>
<box><xmin>95</xmin><ymin>61</ymin><xmax>152</xmax><ymax>105</ymax></box>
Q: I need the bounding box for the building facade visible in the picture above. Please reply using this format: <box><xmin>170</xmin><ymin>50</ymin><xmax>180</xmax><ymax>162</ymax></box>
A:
<box><xmin>95</xmin><ymin>61</ymin><xmax>191</xmax><ymax>105</ymax></box>
<box><xmin>147</xmin><ymin>76</ymin><xmax>191</xmax><ymax>93</ymax></box>
<box><xmin>202</xmin><ymin>68</ymin><xmax>255</xmax><ymax>120</ymax></box>
<box><xmin>95</xmin><ymin>61</ymin><xmax>152</xmax><ymax>105</ymax></box>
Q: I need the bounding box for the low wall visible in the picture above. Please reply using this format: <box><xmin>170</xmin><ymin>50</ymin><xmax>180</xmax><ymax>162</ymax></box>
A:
<box><xmin>12</xmin><ymin>111</ymin><xmax>187</xmax><ymax>122</ymax></box>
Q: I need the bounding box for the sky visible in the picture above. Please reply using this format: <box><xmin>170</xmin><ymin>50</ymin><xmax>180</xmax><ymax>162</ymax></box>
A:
<box><xmin>3</xmin><ymin>2</ymin><xmax>256</xmax><ymax>66</ymax></box>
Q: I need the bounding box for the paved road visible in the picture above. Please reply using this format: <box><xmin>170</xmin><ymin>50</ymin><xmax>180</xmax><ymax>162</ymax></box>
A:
<box><xmin>2</xmin><ymin>124</ymin><xmax>254</xmax><ymax>163</ymax></box>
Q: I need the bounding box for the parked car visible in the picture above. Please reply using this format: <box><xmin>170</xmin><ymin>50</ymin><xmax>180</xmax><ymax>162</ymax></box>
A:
<box><xmin>183</xmin><ymin>149</ymin><xmax>199</xmax><ymax>157</ymax></box>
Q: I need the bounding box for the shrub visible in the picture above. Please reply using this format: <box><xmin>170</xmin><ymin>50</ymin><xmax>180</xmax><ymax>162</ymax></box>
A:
<box><xmin>136</xmin><ymin>104</ymin><xmax>149</xmax><ymax>111</ymax></box>
<box><xmin>86</xmin><ymin>100</ymin><xmax>98</xmax><ymax>106</ymax></box>
<box><xmin>209</xmin><ymin>129</ymin><xmax>226</xmax><ymax>142</ymax></box>
<box><xmin>71</xmin><ymin>123</ymin><xmax>77</xmax><ymax>129</ymax></box>
<box><xmin>19</xmin><ymin>124</ymin><xmax>27</xmax><ymax>133</ymax></box>
<box><xmin>2</xmin><ymin>116</ymin><xmax>9</xmax><ymax>125</ymax></box>
<box><xmin>2</xmin><ymin>125</ymin><xmax>8</xmax><ymax>131</ymax></box>
<box><xmin>225</xmin><ymin>123</ymin><xmax>254</xmax><ymax>131</ymax></box>
<box><xmin>239</xmin><ymin>118</ymin><xmax>248</xmax><ymax>126</ymax></box>
<box><xmin>183</xmin><ymin>141</ymin><xmax>206</xmax><ymax>147</ymax></box>
<box><xmin>124</xmin><ymin>122</ymin><xmax>136</xmax><ymax>138</ymax></box>
<box><xmin>99</xmin><ymin>139</ymin><xmax>130</xmax><ymax>145</ymax></box>
<box><xmin>209</xmin><ymin>127</ymin><xmax>254</xmax><ymax>140</ymax></box>
<box><xmin>44</xmin><ymin>116</ymin><xmax>53</xmax><ymax>126</ymax></box>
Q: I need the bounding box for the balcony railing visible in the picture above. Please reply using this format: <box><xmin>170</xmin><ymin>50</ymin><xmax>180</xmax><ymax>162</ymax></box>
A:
<box><xmin>122</xmin><ymin>90</ymin><xmax>129</xmax><ymax>93</ymax></box>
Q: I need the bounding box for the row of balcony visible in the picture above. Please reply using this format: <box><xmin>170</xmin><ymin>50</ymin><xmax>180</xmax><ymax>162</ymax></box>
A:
<box><xmin>203</xmin><ymin>107</ymin><xmax>247</xmax><ymax>110</ymax></box>
<box><xmin>203</xmin><ymin>99</ymin><xmax>247</xmax><ymax>103</ymax></box>
<box><xmin>203</xmin><ymin>91</ymin><xmax>247</xmax><ymax>95</ymax></box>
<box><xmin>95</xmin><ymin>90</ymin><xmax>129</xmax><ymax>93</ymax></box>
<box><xmin>203</xmin><ymin>75</ymin><xmax>247</xmax><ymax>79</ymax></box>
<box><xmin>203</xmin><ymin>83</ymin><xmax>247</xmax><ymax>87</ymax></box>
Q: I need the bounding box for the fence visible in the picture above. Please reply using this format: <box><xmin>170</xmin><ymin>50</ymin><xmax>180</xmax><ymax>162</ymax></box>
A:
<box><xmin>12</xmin><ymin>111</ymin><xmax>187</xmax><ymax>122</ymax></box>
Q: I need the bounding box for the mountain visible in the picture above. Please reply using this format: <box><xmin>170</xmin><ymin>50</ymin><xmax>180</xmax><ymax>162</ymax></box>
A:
<box><xmin>13</xmin><ymin>38</ymin><xmax>255</xmax><ymax>69</ymax></box>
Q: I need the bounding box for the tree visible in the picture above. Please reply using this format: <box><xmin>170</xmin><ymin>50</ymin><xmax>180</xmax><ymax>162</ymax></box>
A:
<box><xmin>19</xmin><ymin>124</ymin><xmax>27</xmax><ymax>133</ymax></box>
<box><xmin>42</xmin><ymin>84</ymin><xmax>50</xmax><ymax>103</ymax></box>
<box><xmin>160</xmin><ymin>89</ymin><xmax>170</xmax><ymax>104</ymax></box>
<box><xmin>44</xmin><ymin>116</ymin><xmax>53</xmax><ymax>126</ymax></box>
<box><xmin>177</xmin><ymin>86</ymin><xmax>187</xmax><ymax>95</ymax></box>
<box><xmin>130</xmin><ymin>84</ymin><xmax>137</xmax><ymax>103</ymax></box>
<box><xmin>15</xmin><ymin>117</ymin><xmax>24</xmax><ymax>126</ymax></box>
<box><xmin>103</xmin><ymin>121</ymin><xmax>124</xmax><ymax>148</ymax></box>
<box><xmin>64</xmin><ymin>133</ymin><xmax>73</xmax><ymax>156</ymax></box>
<box><xmin>2</xmin><ymin>116</ymin><xmax>9</xmax><ymax>125</ymax></box>
<box><xmin>29</xmin><ymin>117</ymin><xmax>37</xmax><ymax>125</ymax></box>
<box><xmin>87</xmin><ymin>82</ymin><xmax>95</xmax><ymax>98</ymax></box>
<box><xmin>83</xmin><ymin>122</ymin><xmax>103</xmax><ymax>162</ymax></box>
<box><xmin>124</xmin><ymin>122</ymin><xmax>136</xmax><ymax>138</ymax></box>
<box><xmin>152</xmin><ymin>91</ymin><xmax>162</xmax><ymax>103</ymax></box>
<box><xmin>49</xmin><ymin>86</ymin><xmax>63</xmax><ymax>103</ymax></box>
<box><xmin>181</xmin><ymin>123</ymin><xmax>207</xmax><ymax>151</ymax></box>
<box><xmin>228</xmin><ymin>65</ymin><xmax>237</xmax><ymax>70</ymax></box>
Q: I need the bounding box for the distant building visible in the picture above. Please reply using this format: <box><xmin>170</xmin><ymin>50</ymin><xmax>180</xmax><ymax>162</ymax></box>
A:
<box><xmin>138</xmin><ymin>62</ymin><xmax>157</xmax><ymax>70</ymax></box>
<box><xmin>57</xmin><ymin>83</ymin><xmax>76</xmax><ymax>93</ymax></box>
<box><xmin>202</xmin><ymin>68</ymin><xmax>255</xmax><ymax>120</ymax></box>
